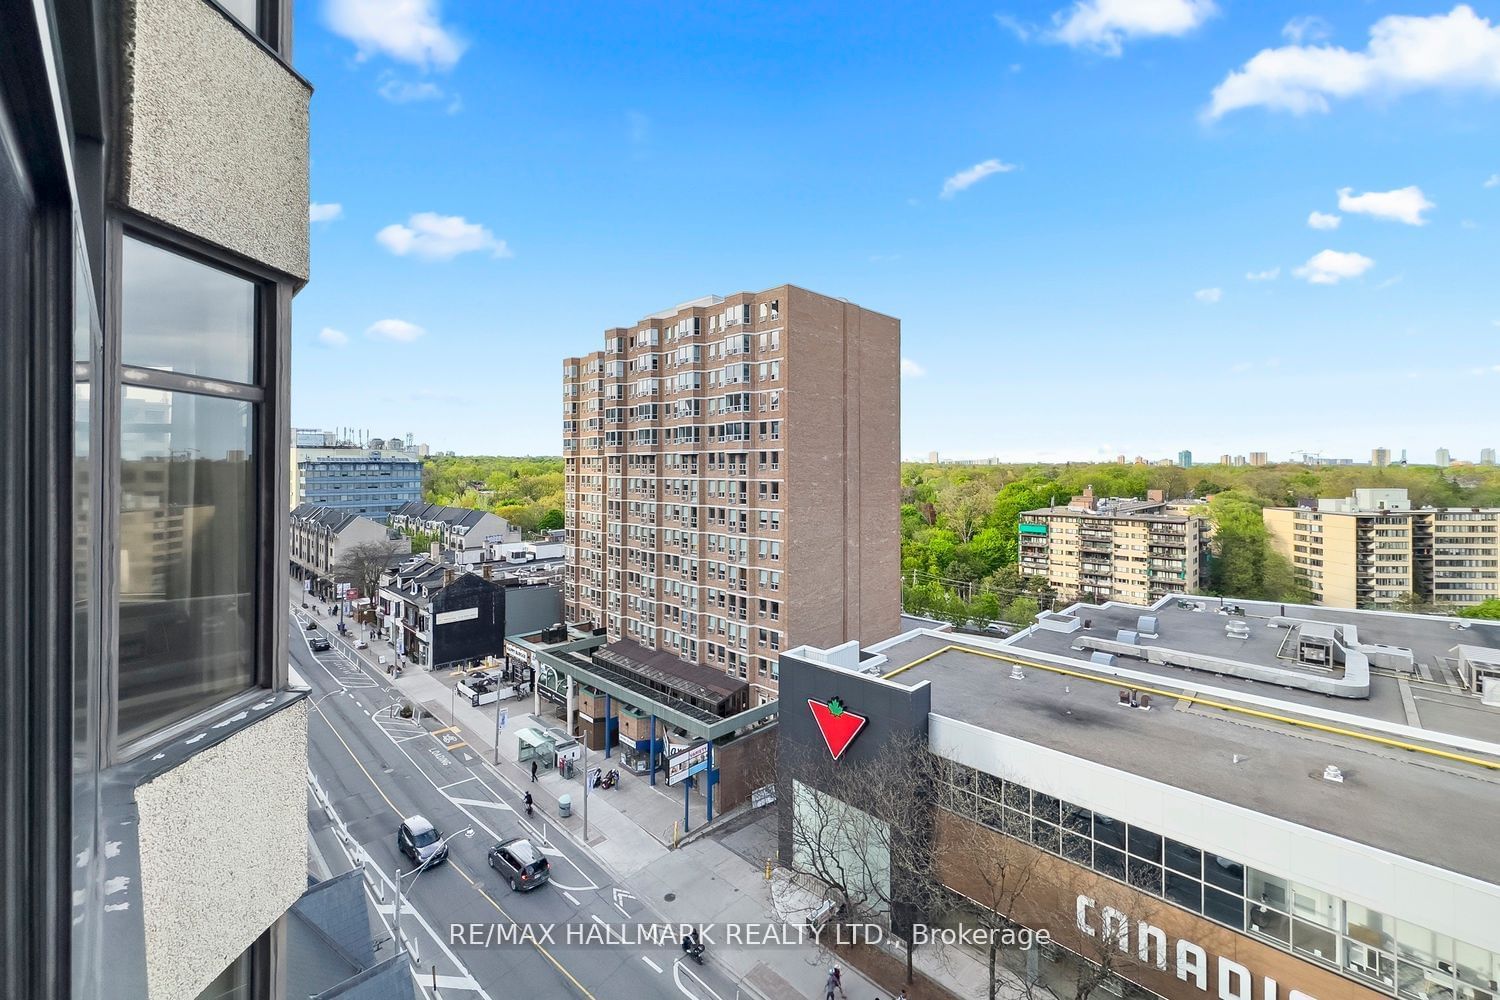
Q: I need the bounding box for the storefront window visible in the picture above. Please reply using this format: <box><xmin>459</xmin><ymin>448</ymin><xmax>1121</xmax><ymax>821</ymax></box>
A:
<box><xmin>1166</xmin><ymin>872</ymin><xmax>1202</xmax><ymax>912</ymax></box>
<box><xmin>1166</xmin><ymin>839</ymin><xmax>1201</xmax><ymax>878</ymax></box>
<box><xmin>1294</xmin><ymin>919</ymin><xmax>1339</xmax><ymax>965</ymax></box>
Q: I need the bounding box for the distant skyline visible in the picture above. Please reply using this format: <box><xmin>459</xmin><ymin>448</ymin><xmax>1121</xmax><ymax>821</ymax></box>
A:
<box><xmin>290</xmin><ymin>1</ymin><xmax>1500</xmax><ymax>457</ymax></box>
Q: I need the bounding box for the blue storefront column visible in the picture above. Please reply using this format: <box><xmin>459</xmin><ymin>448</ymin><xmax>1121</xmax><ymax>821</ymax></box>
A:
<box><xmin>604</xmin><ymin>693</ymin><xmax>612</xmax><ymax>759</ymax></box>
<box><xmin>648</xmin><ymin>714</ymin><xmax>657</xmax><ymax>786</ymax></box>
<box><xmin>706</xmin><ymin>741</ymin><xmax>715</xmax><ymax>823</ymax></box>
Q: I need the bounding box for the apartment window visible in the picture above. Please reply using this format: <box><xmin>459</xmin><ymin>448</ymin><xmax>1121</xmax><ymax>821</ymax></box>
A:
<box><xmin>211</xmin><ymin>0</ymin><xmax>284</xmax><ymax>54</ymax></box>
<box><xmin>117</xmin><ymin>234</ymin><xmax>265</xmax><ymax>744</ymax></box>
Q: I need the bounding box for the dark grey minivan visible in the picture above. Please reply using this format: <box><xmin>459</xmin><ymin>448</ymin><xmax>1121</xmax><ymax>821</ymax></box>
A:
<box><xmin>488</xmin><ymin>837</ymin><xmax>549</xmax><ymax>891</ymax></box>
<box><xmin>397</xmin><ymin>815</ymin><xmax>448</xmax><ymax>867</ymax></box>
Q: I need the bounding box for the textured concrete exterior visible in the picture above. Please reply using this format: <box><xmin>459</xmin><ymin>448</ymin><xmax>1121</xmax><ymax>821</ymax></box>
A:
<box><xmin>134</xmin><ymin>700</ymin><xmax>309</xmax><ymax>1000</ymax></box>
<box><xmin>120</xmin><ymin>0</ymin><xmax>310</xmax><ymax>279</ymax></box>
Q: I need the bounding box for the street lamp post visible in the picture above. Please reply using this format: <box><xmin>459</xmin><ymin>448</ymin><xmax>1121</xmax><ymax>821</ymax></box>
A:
<box><xmin>393</xmin><ymin>826</ymin><xmax>472</xmax><ymax>958</ymax></box>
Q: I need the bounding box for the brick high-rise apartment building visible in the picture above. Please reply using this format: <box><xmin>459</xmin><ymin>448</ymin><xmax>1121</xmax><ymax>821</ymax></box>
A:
<box><xmin>563</xmin><ymin>286</ymin><xmax>901</xmax><ymax>703</ymax></box>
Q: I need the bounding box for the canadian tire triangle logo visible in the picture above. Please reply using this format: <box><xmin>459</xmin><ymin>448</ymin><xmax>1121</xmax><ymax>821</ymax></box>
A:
<box><xmin>808</xmin><ymin>697</ymin><xmax>867</xmax><ymax>761</ymax></box>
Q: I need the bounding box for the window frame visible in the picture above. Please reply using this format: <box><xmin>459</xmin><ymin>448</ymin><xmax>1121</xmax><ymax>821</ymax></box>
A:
<box><xmin>107</xmin><ymin>216</ymin><xmax>291</xmax><ymax>762</ymax></box>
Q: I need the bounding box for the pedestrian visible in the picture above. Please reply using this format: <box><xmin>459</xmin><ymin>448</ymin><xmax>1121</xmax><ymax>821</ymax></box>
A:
<box><xmin>531</xmin><ymin>759</ymin><xmax>538</xmax><ymax>783</ymax></box>
<box><xmin>896</xmin><ymin>991</ymin><xmax>908</xmax><ymax>1000</ymax></box>
<box><xmin>825</xmin><ymin>965</ymin><xmax>846</xmax><ymax>1000</ymax></box>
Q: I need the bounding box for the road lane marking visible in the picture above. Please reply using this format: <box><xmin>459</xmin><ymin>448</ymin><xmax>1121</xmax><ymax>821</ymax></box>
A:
<box><xmin>673</xmin><ymin>960</ymin><xmax>726</xmax><ymax>1000</ymax></box>
<box><xmin>562</xmin><ymin>891</ymin><xmax>580</xmax><ymax>906</ymax></box>
<box><xmin>440</xmin><ymin>776</ymin><xmax>478</xmax><ymax>790</ymax></box>
<box><xmin>642</xmin><ymin>957</ymin><xmax>662</xmax><ymax>974</ymax></box>
<box><xmin>449</xmin><ymin>797</ymin><xmax>514</xmax><ymax>812</ymax></box>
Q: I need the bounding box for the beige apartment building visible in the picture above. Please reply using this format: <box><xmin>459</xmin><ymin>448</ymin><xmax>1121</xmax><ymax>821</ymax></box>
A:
<box><xmin>1018</xmin><ymin>488</ymin><xmax>1206</xmax><ymax>604</ymax></box>
<box><xmin>562</xmin><ymin>286</ymin><xmax>901</xmax><ymax>703</ymax></box>
<box><xmin>1265</xmin><ymin>488</ymin><xmax>1500</xmax><ymax>608</ymax></box>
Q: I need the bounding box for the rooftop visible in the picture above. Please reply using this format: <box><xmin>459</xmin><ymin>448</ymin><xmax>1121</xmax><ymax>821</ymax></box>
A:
<box><xmin>873</xmin><ymin>595</ymin><xmax>1500</xmax><ymax>882</ymax></box>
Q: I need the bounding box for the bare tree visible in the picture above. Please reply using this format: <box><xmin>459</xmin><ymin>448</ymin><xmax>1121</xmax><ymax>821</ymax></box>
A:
<box><xmin>781</xmin><ymin>730</ymin><xmax>951</xmax><ymax>986</ymax></box>
<box><xmin>333</xmin><ymin>539</ymin><xmax>405</xmax><ymax>622</ymax></box>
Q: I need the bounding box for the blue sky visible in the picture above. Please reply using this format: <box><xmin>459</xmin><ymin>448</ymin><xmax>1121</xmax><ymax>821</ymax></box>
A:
<box><xmin>291</xmin><ymin>1</ymin><xmax>1500</xmax><ymax>463</ymax></box>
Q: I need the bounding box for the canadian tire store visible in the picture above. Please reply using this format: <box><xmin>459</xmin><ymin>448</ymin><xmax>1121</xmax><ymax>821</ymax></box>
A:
<box><xmin>775</xmin><ymin>634</ymin><xmax>1500</xmax><ymax>1000</ymax></box>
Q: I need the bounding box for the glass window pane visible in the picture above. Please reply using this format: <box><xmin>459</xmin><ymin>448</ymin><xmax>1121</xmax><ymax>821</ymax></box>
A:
<box><xmin>1290</xmin><ymin>881</ymin><xmax>1341</xmax><ymax>930</ymax></box>
<box><xmin>1249</xmin><ymin>869</ymin><xmax>1291</xmax><ymax>912</ymax></box>
<box><xmin>1454</xmin><ymin>941</ymin><xmax>1497</xmax><ymax>990</ymax></box>
<box><xmin>977</xmin><ymin>772</ymin><xmax>1003</xmax><ymax>802</ymax></box>
<box><xmin>118</xmin><ymin>389</ymin><xmax>256</xmax><ymax>741</ymax></box>
<box><xmin>194</xmin><ymin>948</ymin><xmax>250</xmax><ymax>1000</ymax></box>
<box><xmin>1094</xmin><ymin>814</ymin><xmax>1125</xmax><ymax>850</ymax></box>
<box><xmin>1166</xmin><ymin>839</ymin><xmax>1202</xmax><ymax>877</ymax></box>
<box><xmin>1033</xmin><ymin>792</ymin><xmax>1060</xmax><ymax>824</ymax></box>
<box><xmin>980</xmin><ymin>799</ymin><xmax>1004</xmax><ymax>832</ymax></box>
<box><xmin>1249</xmin><ymin>902</ymin><xmax>1291</xmax><ymax>944</ymax></box>
<box><xmin>1062</xmin><ymin>832</ymin><xmax>1091</xmax><ymax>865</ymax></box>
<box><xmin>1397</xmin><ymin>921</ymin><xmax>1455</xmax><ymax>971</ymax></box>
<box><xmin>1294</xmin><ymin>919</ymin><xmax>1339</xmax><ymax>965</ymax></box>
<box><xmin>122</xmin><ymin>236</ymin><xmax>256</xmax><ymax>384</ymax></box>
<box><xmin>1166</xmin><ymin>872</ymin><xmax>1202</xmax><ymax>912</ymax></box>
<box><xmin>217</xmin><ymin>0</ymin><xmax>259</xmax><ymax>31</ymax></box>
<box><xmin>1128</xmin><ymin>826</ymin><xmax>1162</xmax><ymax>861</ymax></box>
<box><xmin>1128</xmin><ymin>859</ymin><xmax>1163</xmax><ymax>896</ymax></box>
<box><xmin>1002</xmin><ymin>781</ymin><xmax>1030</xmax><ymax>811</ymax></box>
<box><xmin>1204</xmin><ymin>887</ymin><xmax>1242</xmax><ymax>928</ymax></box>
<box><xmin>1031</xmin><ymin>819</ymin><xmax>1059</xmax><ymax>854</ymax></box>
<box><xmin>1003</xmin><ymin>808</ymin><xmax>1029</xmax><ymax>840</ymax></box>
<box><xmin>1347</xmin><ymin>904</ymin><xmax>1397</xmax><ymax>952</ymax></box>
<box><xmin>1344</xmin><ymin>938</ymin><xmax>1396</xmax><ymax>989</ymax></box>
<box><xmin>1095</xmin><ymin>845</ymin><xmax>1126</xmax><ymax>881</ymax></box>
<box><xmin>1205</xmin><ymin>854</ymin><xmax>1245</xmax><ymax>894</ymax></box>
<box><xmin>1062</xmin><ymin>802</ymin><xmax>1091</xmax><ymax>835</ymax></box>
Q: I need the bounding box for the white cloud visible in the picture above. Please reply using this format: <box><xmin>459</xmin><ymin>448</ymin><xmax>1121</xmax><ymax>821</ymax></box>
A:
<box><xmin>1294</xmin><ymin>249</ymin><xmax>1375</xmax><ymax>284</ymax></box>
<box><xmin>1486</xmin><ymin>173</ymin><xmax>1500</xmax><ymax>188</ymax></box>
<box><xmin>1207</xmin><ymin>5</ymin><xmax>1500</xmax><ymax>119</ymax></box>
<box><xmin>309</xmin><ymin>201</ymin><xmax>343</xmax><ymax>223</ymax></box>
<box><xmin>376</xmin><ymin>212</ymin><xmax>511</xmax><ymax>260</ymax></box>
<box><xmin>325</xmin><ymin>0</ymin><xmax>465</xmax><ymax>70</ymax></box>
<box><xmin>1246</xmin><ymin>266</ymin><xmax>1281</xmax><ymax>281</ymax></box>
<box><xmin>901</xmin><ymin>357</ymin><xmax>927</xmax><ymax>378</ymax></box>
<box><xmin>1307</xmin><ymin>210</ymin><xmax>1341</xmax><ymax>229</ymax></box>
<box><xmin>1337</xmin><ymin>185</ymin><xmax>1434</xmax><ymax>225</ymax></box>
<box><xmin>378</xmin><ymin>79</ymin><xmax>445</xmax><ymax>103</ymax></box>
<box><xmin>940</xmin><ymin>159</ymin><xmax>1017</xmax><ymax>198</ymax></box>
<box><xmin>1051</xmin><ymin>0</ymin><xmax>1217</xmax><ymax>56</ymax></box>
<box><xmin>994</xmin><ymin>13</ymin><xmax>1033</xmax><ymax>42</ymax></box>
<box><xmin>366</xmin><ymin>319</ymin><xmax>427</xmax><ymax>343</ymax></box>
<box><xmin>1194</xmin><ymin>287</ymin><xmax>1223</xmax><ymax>303</ymax></box>
<box><xmin>317</xmin><ymin>327</ymin><xmax>349</xmax><ymax>347</ymax></box>
<box><xmin>1282</xmin><ymin>15</ymin><xmax>1331</xmax><ymax>45</ymax></box>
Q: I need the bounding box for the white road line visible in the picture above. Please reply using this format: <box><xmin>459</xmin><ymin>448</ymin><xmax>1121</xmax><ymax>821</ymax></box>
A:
<box><xmin>673</xmin><ymin>960</ymin><xmax>726</xmax><ymax>1000</ymax></box>
<box><xmin>449</xmin><ymin>797</ymin><xmax>514</xmax><ymax>812</ymax></box>
<box><xmin>641</xmin><ymin>956</ymin><xmax>662</xmax><ymax>974</ymax></box>
<box><xmin>439</xmin><ymin>776</ymin><xmax>479</xmax><ymax>790</ymax></box>
<box><xmin>561</xmin><ymin>891</ymin><xmax>580</xmax><ymax>906</ymax></box>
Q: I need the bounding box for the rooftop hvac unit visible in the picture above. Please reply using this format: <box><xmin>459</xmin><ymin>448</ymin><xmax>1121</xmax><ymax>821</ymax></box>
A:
<box><xmin>1116</xmin><ymin>629</ymin><xmax>1138</xmax><ymax>645</ymax></box>
<box><xmin>1136</xmin><ymin>615</ymin><xmax>1158</xmax><ymax>635</ymax></box>
<box><xmin>1090</xmin><ymin>651</ymin><xmax>1115</xmax><ymax>667</ymax></box>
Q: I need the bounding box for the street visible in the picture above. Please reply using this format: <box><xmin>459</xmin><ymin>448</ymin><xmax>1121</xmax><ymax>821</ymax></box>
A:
<box><xmin>292</xmin><ymin>614</ymin><xmax>745</xmax><ymax>1000</ymax></box>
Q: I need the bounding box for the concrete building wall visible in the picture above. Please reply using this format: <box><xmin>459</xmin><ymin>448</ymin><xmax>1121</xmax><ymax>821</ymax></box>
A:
<box><xmin>134</xmin><ymin>700</ymin><xmax>309</xmax><ymax>1000</ymax></box>
<box><xmin>120</xmin><ymin>0</ymin><xmax>310</xmax><ymax>280</ymax></box>
<box><xmin>505</xmin><ymin>583</ymin><xmax>564</xmax><ymax>637</ymax></box>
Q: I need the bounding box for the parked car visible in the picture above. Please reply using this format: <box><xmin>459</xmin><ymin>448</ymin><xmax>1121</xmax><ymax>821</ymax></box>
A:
<box><xmin>309</xmin><ymin>636</ymin><xmax>331</xmax><ymax>652</ymax></box>
<box><xmin>397</xmin><ymin>816</ymin><xmax>448</xmax><ymax>867</ymax></box>
<box><xmin>303</xmin><ymin>619</ymin><xmax>318</xmax><ymax>630</ymax></box>
<box><xmin>488</xmin><ymin>837</ymin><xmax>549</xmax><ymax>891</ymax></box>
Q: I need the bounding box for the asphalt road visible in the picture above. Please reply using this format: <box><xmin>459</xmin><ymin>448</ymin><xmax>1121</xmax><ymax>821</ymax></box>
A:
<box><xmin>292</xmin><ymin>616</ymin><xmax>742</xmax><ymax>1000</ymax></box>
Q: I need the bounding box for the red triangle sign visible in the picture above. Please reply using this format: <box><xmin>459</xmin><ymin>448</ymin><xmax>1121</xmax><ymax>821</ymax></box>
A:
<box><xmin>808</xmin><ymin>697</ymin><xmax>867</xmax><ymax>761</ymax></box>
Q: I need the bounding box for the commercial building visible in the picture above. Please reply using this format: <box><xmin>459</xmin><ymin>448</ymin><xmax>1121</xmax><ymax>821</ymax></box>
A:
<box><xmin>1373</xmin><ymin>448</ymin><xmax>1392</xmax><ymax>468</ymax></box>
<box><xmin>1437</xmin><ymin>448</ymin><xmax>1452</xmax><ymax>468</ymax></box>
<box><xmin>777</xmin><ymin>596</ymin><xmax>1500</xmax><ymax>1000</ymax></box>
<box><xmin>1249</xmin><ymin>451</ymin><xmax>1270</xmax><ymax>467</ymax></box>
<box><xmin>1018</xmin><ymin>488</ymin><xmax>1206</xmax><ymax>604</ymax></box>
<box><xmin>377</xmin><ymin>555</ymin><xmax>562</xmax><ymax>669</ymax></box>
<box><xmin>289</xmin><ymin>504</ymin><xmax>394</xmax><ymax>600</ymax></box>
<box><xmin>1264</xmin><ymin>489</ymin><xmax>1500</xmax><ymax>609</ymax></box>
<box><xmin>290</xmin><ymin>444</ymin><xmax>422</xmax><ymax>520</ymax></box>
<box><xmin>561</xmin><ymin>286</ymin><xmax>901</xmax><ymax>703</ymax></box>
<box><xmin>4</xmin><ymin>1</ymin><xmax>311</xmax><ymax>998</ymax></box>
<box><xmin>1483</xmin><ymin>449</ymin><xmax>1496</xmax><ymax>467</ymax></box>
<box><xmin>1178</xmin><ymin>450</ymin><xmax>1193</xmax><ymax>469</ymax></box>
<box><xmin>387</xmin><ymin>500</ymin><xmax>520</xmax><ymax>563</ymax></box>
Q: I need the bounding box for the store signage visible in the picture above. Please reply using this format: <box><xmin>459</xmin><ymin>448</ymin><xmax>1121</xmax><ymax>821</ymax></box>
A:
<box><xmin>1075</xmin><ymin>895</ymin><xmax>1317</xmax><ymax>1000</ymax></box>
<box><xmin>435</xmin><ymin>607</ymin><xmax>479</xmax><ymax>626</ymax></box>
<box><xmin>808</xmin><ymin>697</ymin><xmax>867</xmax><ymax>761</ymax></box>
<box><xmin>668</xmin><ymin>741</ymin><xmax>709</xmax><ymax>785</ymax></box>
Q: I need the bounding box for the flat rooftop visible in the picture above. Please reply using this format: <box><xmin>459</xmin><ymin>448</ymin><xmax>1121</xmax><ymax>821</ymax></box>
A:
<box><xmin>875</xmin><ymin>598</ymin><xmax>1500</xmax><ymax>883</ymax></box>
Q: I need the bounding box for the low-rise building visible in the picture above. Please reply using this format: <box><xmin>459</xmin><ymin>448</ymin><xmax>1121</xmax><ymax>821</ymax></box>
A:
<box><xmin>376</xmin><ymin>556</ymin><xmax>561</xmax><ymax>669</ymax></box>
<box><xmin>290</xmin><ymin>445</ymin><xmax>423</xmax><ymax>520</ymax></box>
<box><xmin>1264</xmin><ymin>489</ymin><xmax>1500</xmax><ymax>609</ymax></box>
<box><xmin>289</xmin><ymin>504</ymin><xmax>394</xmax><ymax>600</ymax></box>
<box><xmin>387</xmin><ymin>501</ymin><xmax>521</xmax><ymax>564</ymax></box>
<box><xmin>1019</xmin><ymin>488</ymin><xmax>1206</xmax><ymax>604</ymax></box>
<box><xmin>777</xmin><ymin>596</ymin><xmax>1500</xmax><ymax>1000</ymax></box>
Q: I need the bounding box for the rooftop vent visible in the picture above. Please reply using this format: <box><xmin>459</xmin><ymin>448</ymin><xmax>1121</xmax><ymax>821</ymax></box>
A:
<box><xmin>1322</xmin><ymin>765</ymin><xmax>1344</xmax><ymax>783</ymax></box>
<box><xmin>1009</xmin><ymin>664</ymin><xmax>1025</xmax><ymax>680</ymax></box>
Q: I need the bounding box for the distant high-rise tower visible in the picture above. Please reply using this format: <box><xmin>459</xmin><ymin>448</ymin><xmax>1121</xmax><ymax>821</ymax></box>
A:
<box><xmin>1178</xmin><ymin>450</ymin><xmax>1193</xmax><ymax>469</ymax></box>
<box><xmin>1219</xmin><ymin>454</ymin><xmax>1232</xmax><ymax>466</ymax></box>
<box><xmin>1372</xmin><ymin>448</ymin><xmax>1391</xmax><ymax>467</ymax></box>
<box><xmin>1249</xmin><ymin>452</ymin><xmax>1269</xmax><ymax>467</ymax></box>
<box><xmin>1436</xmin><ymin>448</ymin><xmax>1452</xmax><ymax>467</ymax></box>
<box><xmin>928</xmin><ymin>451</ymin><xmax>940</xmax><ymax>464</ymax></box>
<box><xmin>1482</xmin><ymin>448</ymin><xmax>1496</xmax><ymax>467</ymax></box>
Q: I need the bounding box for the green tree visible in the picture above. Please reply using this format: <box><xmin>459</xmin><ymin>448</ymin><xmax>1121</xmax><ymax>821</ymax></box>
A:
<box><xmin>1457</xmin><ymin>599</ymin><xmax>1500</xmax><ymax>620</ymax></box>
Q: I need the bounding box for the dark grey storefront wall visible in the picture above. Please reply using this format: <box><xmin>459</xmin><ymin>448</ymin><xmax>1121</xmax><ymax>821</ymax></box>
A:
<box><xmin>774</xmin><ymin>650</ymin><xmax>931</xmax><ymax>865</ymax></box>
<box><xmin>429</xmin><ymin>574</ymin><xmax>505</xmax><ymax>667</ymax></box>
